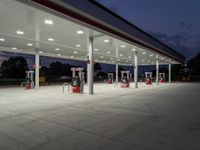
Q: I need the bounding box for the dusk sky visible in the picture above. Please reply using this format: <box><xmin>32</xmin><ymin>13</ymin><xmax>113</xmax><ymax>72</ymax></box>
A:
<box><xmin>97</xmin><ymin>0</ymin><xmax>200</xmax><ymax>59</ymax></box>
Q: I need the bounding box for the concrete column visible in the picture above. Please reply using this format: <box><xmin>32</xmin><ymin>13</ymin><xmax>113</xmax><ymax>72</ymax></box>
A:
<box><xmin>72</xmin><ymin>69</ymin><xmax>75</xmax><ymax>77</ymax></box>
<box><xmin>168</xmin><ymin>63</ymin><xmax>171</xmax><ymax>83</ymax></box>
<box><xmin>87</xmin><ymin>36</ymin><xmax>94</xmax><ymax>95</ymax></box>
<box><xmin>115</xmin><ymin>64</ymin><xmax>119</xmax><ymax>87</ymax></box>
<box><xmin>115</xmin><ymin>44</ymin><xmax>119</xmax><ymax>87</ymax></box>
<box><xmin>35</xmin><ymin>23</ymin><xmax>40</xmax><ymax>89</ymax></box>
<box><xmin>156</xmin><ymin>59</ymin><xmax>159</xmax><ymax>85</ymax></box>
<box><xmin>35</xmin><ymin>50</ymin><xmax>39</xmax><ymax>89</ymax></box>
<box><xmin>134</xmin><ymin>50</ymin><xmax>138</xmax><ymax>88</ymax></box>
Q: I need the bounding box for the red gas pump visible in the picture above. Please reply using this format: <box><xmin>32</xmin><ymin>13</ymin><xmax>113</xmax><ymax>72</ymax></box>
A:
<box><xmin>145</xmin><ymin>72</ymin><xmax>152</xmax><ymax>85</ymax></box>
<box><xmin>121</xmin><ymin>77</ymin><xmax>129</xmax><ymax>88</ymax></box>
<box><xmin>71</xmin><ymin>76</ymin><xmax>81</xmax><ymax>93</ymax></box>
<box><xmin>71</xmin><ymin>67</ymin><xmax>84</xmax><ymax>93</ymax></box>
<box><xmin>159</xmin><ymin>73</ymin><xmax>166</xmax><ymax>83</ymax></box>
<box><xmin>120</xmin><ymin>71</ymin><xmax>130</xmax><ymax>88</ymax></box>
<box><xmin>107</xmin><ymin>73</ymin><xmax>113</xmax><ymax>84</ymax></box>
<box><xmin>22</xmin><ymin>71</ymin><xmax>34</xmax><ymax>89</ymax></box>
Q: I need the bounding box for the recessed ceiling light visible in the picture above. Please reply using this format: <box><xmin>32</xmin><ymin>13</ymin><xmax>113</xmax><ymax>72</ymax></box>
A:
<box><xmin>128</xmin><ymin>56</ymin><xmax>132</xmax><ymax>59</ymax></box>
<box><xmin>142</xmin><ymin>59</ymin><xmax>146</xmax><ymax>61</ymax></box>
<box><xmin>27</xmin><ymin>43</ymin><xmax>33</xmax><ymax>46</ymax></box>
<box><xmin>147</xmin><ymin>60</ymin><xmax>151</xmax><ymax>63</ymax></box>
<box><xmin>142</xmin><ymin>52</ymin><xmax>146</xmax><ymax>55</ymax></box>
<box><xmin>48</xmin><ymin>38</ymin><xmax>54</xmax><ymax>41</ymax></box>
<box><xmin>70</xmin><ymin>56</ymin><xmax>74</xmax><ymax>58</ymax></box>
<box><xmin>110</xmin><ymin>58</ymin><xmax>114</xmax><ymax>60</ymax></box>
<box><xmin>103</xmin><ymin>60</ymin><xmax>106</xmax><ymax>62</ymax></box>
<box><xmin>12</xmin><ymin>47</ymin><xmax>17</xmax><ymax>50</ymax></box>
<box><xmin>104</xmin><ymin>39</ymin><xmax>109</xmax><ymax>43</ymax></box>
<box><xmin>106</xmin><ymin>51</ymin><xmax>111</xmax><ymax>54</ymax></box>
<box><xmin>16</xmin><ymin>30</ymin><xmax>24</xmax><ymax>35</ymax></box>
<box><xmin>94</xmin><ymin>48</ymin><xmax>99</xmax><ymax>51</ymax></box>
<box><xmin>44</xmin><ymin>19</ymin><xmax>53</xmax><ymax>25</ymax></box>
<box><xmin>76</xmin><ymin>44</ymin><xmax>81</xmax><ymax>47</ymax></box>
<box><xmin>77</xmin><ymin>30</ymin><xmax>84</xmax><ymax>34</ymax></box>
<box><xmin>57</xmin><ymin>54</ymin><xmax>61</xmax><ymax>56</ymax></box>
<box><xmin>74</xmin><ymin>51</ymin><xmax>78</xmax><ymax>54</ymax></box>
<box><xmin>149</xmin><ymin>54</ymin><xmax>153</xmax><ymax>57</ymax></box>
<box><xmin>55</xmin><ymin>48</ymin><xmax>60</xmax><ymax>51</ymax></box>
<box><xmin>100</xmin><ymin>56</ymin><xmax>104</xmax><ymax>58</ymax></box>
<box><xmin>95</xmin><ymin>59</ymin><xmax>98</xmax><ymax>61</ymax></box>
<box><xmin>0</xmin><ymin>38</ymin><xmax>5</xmax><ymax>42</ymax></box>
<box><xmin>120</xmin><ymin>45</ymin><xmax>125</xmax><ymax>48</ymax></box>
<box><xmin>131</xmin><ymin>48</ymin><xmax>135</xmax><ymax>51</ymax></box>
<box><xmin>126</xmin><ymin>60</ymin><xmax>129</xmax><ymax>62</ymax></box>
<box><xmin>160</xmin><ymin>57</ymin><xmax>165</xmax><ymax>60</ymax></box>
<box><xmin>119</xmin><ymin>54</ymin><xmax>123</xmax><ymax>57</ymax></box>
<box><xmin>39</xmin><ymin>51</ymin><xmax>43</xmax><ymax>54</ymax></box>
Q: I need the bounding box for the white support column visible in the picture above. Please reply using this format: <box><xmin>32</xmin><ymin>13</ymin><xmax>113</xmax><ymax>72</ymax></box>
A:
<box><xmin>115</xmin><ymin>44</ymin><xmax>119</xmax><ymax>87</ymax></box>
<box><xmin>156</xmin><ymin>59</ymin><xmax>159</xmax><ymax>85</ymax></box>
<box><xmin>35</xmin><ymin>50</ymin><xmax>39</xmax><ymax>89</ymax></box>
<box><xmin>168</xmin><ymin>63</ymin><xmax>171</xmax><ymax>83</ymax></box>
<box><xmin>134</xmin><ymin>50</ymin><xmax>138</xmax><ymax>88</ymax></box>
<box><xmin>87</xmin><ymin>36</ymin><xmax>94</xmax><ymax>95</ymax></box>
<box><xmin>115</xmin><ymin>64</ymin><xmax>119</xmax><ymax>87</ymax></box>
<box><xmin>35</xmin><ymin>23</ymin><xmax>40</xmax><ymax>89</ymax></box>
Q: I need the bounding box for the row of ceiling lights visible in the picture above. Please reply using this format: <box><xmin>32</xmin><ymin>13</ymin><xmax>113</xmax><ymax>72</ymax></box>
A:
<box><xmin>45</xmin><ymin>19</ymin><xmax>84</xmax><ymax>51</ymax></box>
<box><xmin>0</xmin><ymin>18</ymin><xmax>175</xmax><ymax>64</ymax></box>
<box><xmin>0</xmin><ymin>40</ymin><xmax>172</xmax><ymax>64</ymax></box>
<box><xmin>141</xmin><ymin>51</ymin><xmax>171</xmax><ymax>62</ymax></box>
<box><xmin>45</xmin><ymin>19</ymin><xmax>79</xmax><ymax>59</ymax></box>
<box><xmin>141</xmin><ymin>51</ymin><xmax>176</xmax><ymax>63</ymax></box>
<box><xmin>0</xmin><ymin>19</ymin><xmax>137</xmax><ymax>59</ymax></box>
<box><xmin>1</xmin><ymin>36</ymin><xmax>173</xmax><ymax>64</ymax></box>
<box><xmin>1</xmin><ymin>38</ymin><xmax>135</xmax><ymax>58</ymax></box>
<box><xmin>0</xmin><ymin>19</ymin><xmax>82</xmax><ymax>57</ymax></box>
<box><xmin>1</xmin><ymin>41</ymin><xmax>172</xmax><ymax>64</ymax></box>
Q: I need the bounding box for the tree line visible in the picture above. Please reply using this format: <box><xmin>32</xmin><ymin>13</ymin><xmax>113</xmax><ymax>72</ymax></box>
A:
<box><xmin>0</xmin><ymin>53</ymin><xmax>200</xmax><ymax>81</ymax></box>
<box><xmin>0</xmin><ymin>57</ymin><xmax>104</xmax><ymax>79</ymax></box>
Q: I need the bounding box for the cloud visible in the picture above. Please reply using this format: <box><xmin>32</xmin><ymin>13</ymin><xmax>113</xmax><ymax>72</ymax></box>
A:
<box><xmin>180</xmin><ymin>22</ymin><xmax>194</xmax><ymax>30</ymax></box>
<box><xmin>149</xmin><ymin>31</ymin><xmax>200</xmax><ymax>59</ymax></box>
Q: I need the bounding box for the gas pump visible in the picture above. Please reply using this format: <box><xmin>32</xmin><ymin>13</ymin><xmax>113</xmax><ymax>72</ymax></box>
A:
<box><xmin>129</xmin><ymin>73</ymin><xmax>133</xmax><ymax>82</ymax></box>
<box><xmin>145</xmin><ymin>72</ymin><xmax>152</xmax><ymax>85</ymax></box>
<box><xmin>71</xmin><ymin>67</ymin><xmax>84</xmax><ymax>93</ymax></box>
<box><xmin>120</xmin><ymin>71</ymin><xmax>130</xmax><ymax>88</ymax></box>
<box><xmin>107</xmin><ymin>73</ymin><xmax>113</xmax><ymax>84</ymax></box>
<box><xmin>159</xmin><ymin>73</ymin><xmax>166</xmax><ymax>83</ymax></box>
<box><xmin>25</xmin><ymin>71</ymin><xmax>34</xmax><ymax>89</ymax></box>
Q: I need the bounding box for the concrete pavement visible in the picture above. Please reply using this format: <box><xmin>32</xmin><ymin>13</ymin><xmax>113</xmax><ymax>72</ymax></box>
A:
<box><xmin>0</xmin><ymin>83</ymin><xmax>200</xmax><ymax>150</ymax></box>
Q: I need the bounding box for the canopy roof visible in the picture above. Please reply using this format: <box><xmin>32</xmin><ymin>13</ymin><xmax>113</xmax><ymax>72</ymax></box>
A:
<box><xmin>0</xmin><ymin>0</ymin><xmax>185</xmax><ymax>66</ymax></box>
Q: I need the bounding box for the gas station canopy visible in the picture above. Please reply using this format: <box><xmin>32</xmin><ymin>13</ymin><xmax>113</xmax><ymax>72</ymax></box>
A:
<box><xmin>0</xmin><ymin>0</ymin><xmax>185</xmax><ymax>66</ymax></box>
